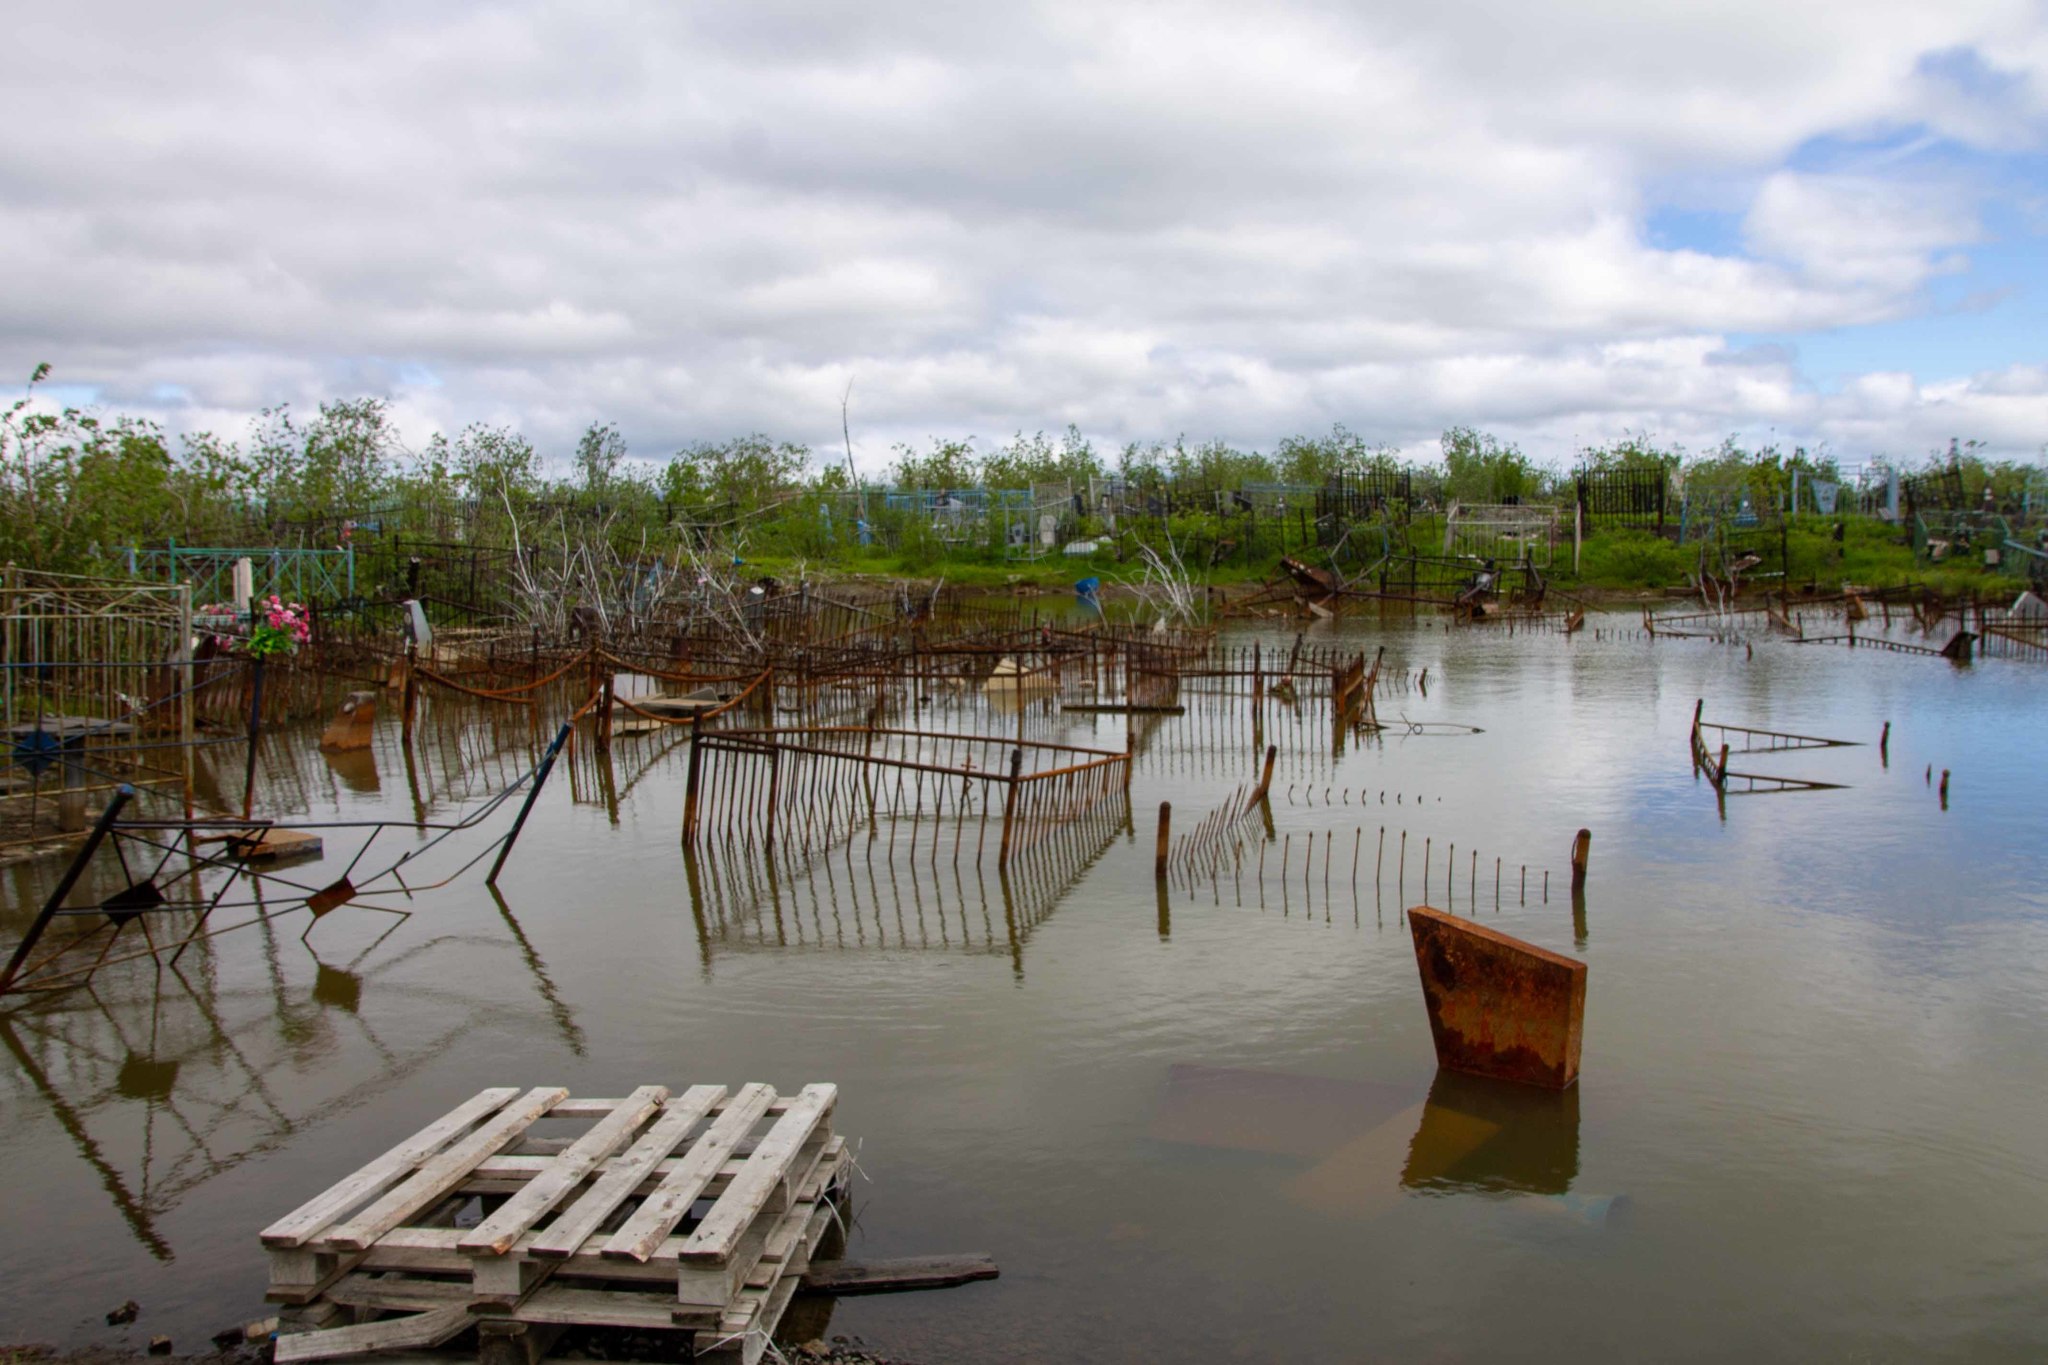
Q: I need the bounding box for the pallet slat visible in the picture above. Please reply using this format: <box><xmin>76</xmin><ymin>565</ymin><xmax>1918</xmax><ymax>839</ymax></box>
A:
<box><xmin>505</xmin><ymin>1096</ymin><xmax>794</xmax><ymax>1157</ymax></box>
<box><xmin>262</xmin><ymin>1088</ymin><xmax>522</xmax><ymax>1249</ymax></box>
<box><xmin>681</xmin><ymin>1085</ymin><xmax>835</xmax><ymax>1264</ymax></box>
<box><xmin>350</xmin><ymin>1141</ymin><xmax>850</xmax><ymax>1282</ymax></box>
<box><xmin>528</xmin><ymin>1085</ymin><xmax>726</xmax><ymax>1260</ymax></box>
<box><xmin>273</xmin><ymin>1304</ymin><xmax>471</xmax><ymax>1363</ymax></box>
<box><xmin>601</xmin><ymin>1083</ymin><xmax>776</xmax><ymax>1263</ymax></box>
<box><xmin>264</xmin><ymin>1083</ymin><xmax>857</xmax><ymax>1364</ymax></box>
<box><xmin>329</xmin><ymin>1088</ymin><xmax>569</xmax><ymax>1252</ymax></box>
<box><xmin>461</xmin><ymin>1086</ymin><xmax>669</xmax><ymax>1257</ymax></box>
<box><xmin>674</xmin><ymin>1130</ymin><xmax>833</xmax><ymax>1309</ymax></box>
<box><xmin>800</xmin><ymin>1254</ymin><xmax>999</xmax><ymax>1295</ymax></box>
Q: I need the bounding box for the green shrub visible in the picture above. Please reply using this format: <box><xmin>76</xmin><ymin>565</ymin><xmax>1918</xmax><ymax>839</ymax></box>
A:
<box><xmin>1576</xmin><ymin>530</ymin><xmax>1690</xmax><ymax>588</ymax></box>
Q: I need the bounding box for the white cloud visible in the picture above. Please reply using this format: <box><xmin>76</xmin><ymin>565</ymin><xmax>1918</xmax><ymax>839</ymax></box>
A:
<box><xmin>1744</xmin><ymin>172</ymin><xmax>1979</xmax><ymax>295</ymax></box>
<box><xmin>0</xmin><ymin>0</ymin><xmax>2044</xmax><ymax>467</ymax></box>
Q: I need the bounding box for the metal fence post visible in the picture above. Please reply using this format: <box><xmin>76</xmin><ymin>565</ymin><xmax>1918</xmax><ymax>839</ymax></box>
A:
<box><xmin>486</xmin><ymin>723</ymin><xmax>574</xmax><ymax>887</ymax></box>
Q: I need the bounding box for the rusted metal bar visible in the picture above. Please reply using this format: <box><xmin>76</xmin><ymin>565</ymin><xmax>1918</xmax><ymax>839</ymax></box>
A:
<box><xmin>1154</xmin><ymin>801</ymin><xmax>1171</xmax><ymax>883</ymax></box>
<box><xmin>996</xmin><ymin>747</ymin><xmax>1023</xmax><ymax>869</ymax></box>
<box><xmin>1</xmin><ymin>785</ymin><xmax>135</xmax><ymax>994</ymax></box>
<box><xmin>680</xmin><ymin>712</ymin><xmax>705</xmax><ymax>844</ymax></box>
<box><xmin>485</xmin><ymin>723</ymin><xmax>573</xmax><ymax>886</ymax></box>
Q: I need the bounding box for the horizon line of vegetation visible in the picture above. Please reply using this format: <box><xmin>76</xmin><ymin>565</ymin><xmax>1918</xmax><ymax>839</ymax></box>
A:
<box><xmin>3</xmin><ymin>364</ymin><xmax>2042</xmax><ymax>579</ymax></box>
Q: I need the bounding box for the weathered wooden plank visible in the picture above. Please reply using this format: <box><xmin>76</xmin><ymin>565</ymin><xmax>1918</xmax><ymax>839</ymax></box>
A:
<box><xmin>351</xmin><ymin>1142</ymin><xmax>849</xmax><ymax>1284</ymax></box>
<box><xmin>503</xmin><ymin>1096</ymin><xmax>795</xmax><ymax>1156</ymax></box>
<box><xmin>268</xmin><ymin>1192</ymin><xmax>467</xmax><ymax>1302</ymax></box>
<box><xmin>361</xmin><ymin>1235</ymin><xmax>674</xmax><ymax>1284</ymax></box>
<box><xmin>680</xmin><ymin>1085</ymin><xmax>834</xmax><ymax>1265</ymax></box>
<box><xmin>799</xmin><ymin>1254</ymin><xmax>1000</xmax><ymax>1296</ymax></box>
<box><xmin>271</xmin><ymin>1304</ymin><xmax>470</xmax><ymax>1363</ymax></box>
<box><xmin>261</xmin><ymin>1088</ymin><xmax>521</xmax><ymax>1248</ymax></box>
<box><xmin>469</xmin><ymin>1251</ymin><xmax>554</xmax><ymax>1312</ymax></box>
<box><xmin>740</xmin><ymin>1202</ymin><xmax>834</xmax><ymax>1295</ymax></box>
<box><xmin>528</xmin><ymin>1085</ymin><xmax>726</xmax><ymax>1260</ymax></box>
<box><xmin>323</xmin><ymin>1274</ymin><xmax>474</xmax><ymax>1312</ymax></box>
<box><xmin>673</xmin><ymin>1130</ymin><xmax>831</xmax><ymax>1309</ymax></box>
<box><xmin>545</xmin><ymin>1093</ymin><xmax>790</xmax><ymax>1122</ymax></box>
<box><xmin>701</xmin><ymin>1270</ymin><xmax>805</xmax><ymax>1365</ymax></box>
<box><xmin>265</xmin><ymin>1247</ymin><xmax>328</xmax><ymax>1291</ymax></box>
<box><xmin>265</xmin><ymin>1253</ymin><xmax>369</xmax><ymax>1307</ymax></box>
<box><xmin>327</xmin><ymin>1088</ymin><xmax>568</xmax><ymax>1252</ymax></box>
<box><xmin>601</xmin><ymin>1083</ymin><xmax>775</xmax><ymax>1262</ymax></box>
<box><xmin>789</xmin><ymin>1138</ymin><xmax>848</xmax><ymax>1212</ymax></box>
<box><xmin>461</xmin><ymin>1085</ymin><xmax>669</xmax><ymax>1257</ymax></box>
<box><xmin>505</xmin><ymin>1285</ymin><xmax>686</xmax><ymax>1331</ymax></box>
<box><xmin>469</xmin><ymin>1149</ymin><xmax>760</xmax><ymax>1191</ymax></box>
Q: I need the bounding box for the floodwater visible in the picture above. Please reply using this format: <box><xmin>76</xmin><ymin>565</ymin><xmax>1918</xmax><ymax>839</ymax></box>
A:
<box><xmin>3</xmin><ymin>615</ymin><xmax>2046</xmax><ymax>1363</ymax></box>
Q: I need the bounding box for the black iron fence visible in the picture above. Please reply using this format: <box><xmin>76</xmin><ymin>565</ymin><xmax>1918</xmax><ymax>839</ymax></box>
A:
<box><xmin>1574</xmin><ymin>468</ymin><xmax>1669</xmax><ymax>534</ymax></box>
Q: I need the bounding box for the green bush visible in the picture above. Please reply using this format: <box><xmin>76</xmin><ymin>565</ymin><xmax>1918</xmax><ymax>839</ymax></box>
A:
<box><xmin>1576</xmin><ymin>530</ymin><xmax>1690</xmax><ymax>588</ymax></box>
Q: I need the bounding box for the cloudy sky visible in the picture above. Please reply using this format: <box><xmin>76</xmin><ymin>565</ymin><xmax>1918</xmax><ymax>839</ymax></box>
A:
<box><xmin>6</xmin><ymin>2</ymin><xmax>2047</xmax><ymax>472</ymax></box>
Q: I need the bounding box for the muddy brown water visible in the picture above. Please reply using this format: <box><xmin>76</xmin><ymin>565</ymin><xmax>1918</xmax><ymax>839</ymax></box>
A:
<box><xmin>2</xmin><ymin>616</ymin><xmax>2045</xmax><ymax>1363</ymax></box>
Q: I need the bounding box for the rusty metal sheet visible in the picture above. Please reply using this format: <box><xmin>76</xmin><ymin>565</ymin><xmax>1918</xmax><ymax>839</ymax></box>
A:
<box><xmin>1408</xmin><ymin>905</ymin><xmax>1586</xmax><ymax>1090</ymax></box>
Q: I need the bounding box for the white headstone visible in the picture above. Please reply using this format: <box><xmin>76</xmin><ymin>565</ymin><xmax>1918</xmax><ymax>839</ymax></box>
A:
<box><xmin>403</xmin><ymin>599</ymin><xmax>434</xmax><ymax>649</ymax></box>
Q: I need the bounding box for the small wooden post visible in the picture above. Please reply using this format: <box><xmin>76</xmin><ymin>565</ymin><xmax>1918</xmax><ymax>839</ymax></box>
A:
<box><xmin>1154</xmin><ymin>801</ymin><xmax>1172</xmax><ymax>882</ymax></box>
<box><xmin>1569</xmin><ymin>828</ymin><xmax>1592</xmax><ymax>891</ymax></box>
<box><xmin>1939</xmin><ymin>769</ymin><xmax>1950</xmax><ymax>807</ymax></box>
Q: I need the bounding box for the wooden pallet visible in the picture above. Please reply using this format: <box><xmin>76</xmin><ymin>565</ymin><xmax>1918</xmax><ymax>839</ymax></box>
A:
<box><xmin>262</xmin><ymin>1085</ymin><xmax>848</xmax><ymax>1365</ymax></box>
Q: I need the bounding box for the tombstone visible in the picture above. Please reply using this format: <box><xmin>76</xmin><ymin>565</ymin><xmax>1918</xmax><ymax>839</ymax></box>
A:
<box><xmin>1408</xmin><ymin>905</ymin><xmax>1586</xmax><ymax>1089</ymax></box>
<box><xmin>232</xmin><ymin>557</ymin><xmax>255</xmax><ymax>611</ymax></box>
<box><xmin>319</xmin><ymin>691</ymin><xmax>378</xmax><ymax>752</ymax></box>
<box><xmin>401</xmin><ymin>599</ymin><xmax>434</xmax><ymax>652</ymax></box>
